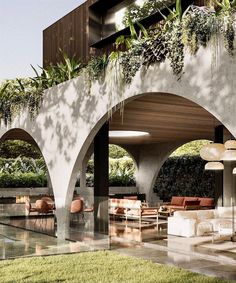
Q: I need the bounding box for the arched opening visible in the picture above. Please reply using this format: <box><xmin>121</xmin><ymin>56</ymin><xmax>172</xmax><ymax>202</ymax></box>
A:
<box><xmin>68</xmin><ymin>144</ymin><xmax>137</xmax><ymax>242</ymax></box>
<box><xmin>81</xmin><ymin>144</ymin><xmax>137</xmax><ymax>188</ymax></box>
<box><xmin>103</xmin><ymin>93</ymin><xmax>233</xmax><ymax>244</ymax></box>
<box><xmin>155</xmin><ymin>139</ymin><xmax>214</xmax><ymax>202</ymax></box>
<box><xmin>68</xmin><ymin>91</ymin><xmax>235</xmax><ymax>247</ymax></box>
<box><xmin>0</xmin><ymin>129</ymin><xmax>55</xmax><ymax>236</ymax></box>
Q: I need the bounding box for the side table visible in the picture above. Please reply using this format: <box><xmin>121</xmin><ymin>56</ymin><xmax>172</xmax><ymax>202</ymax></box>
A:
<box><xmin>212</xmin><ymin>222</ymin><xmax>234</xmax><ymax>243</ymax></box>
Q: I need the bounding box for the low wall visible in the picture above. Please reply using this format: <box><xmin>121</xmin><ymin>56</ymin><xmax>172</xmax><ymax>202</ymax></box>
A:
<box><xmin>0</xmin><ymin>203</ymin><xmax>26</xmax><ymax>217</ymax></box>
<box><xmin>0</xmin><ymin>187</ymin><xmax>49</xmax><ymax>197</ymax></box>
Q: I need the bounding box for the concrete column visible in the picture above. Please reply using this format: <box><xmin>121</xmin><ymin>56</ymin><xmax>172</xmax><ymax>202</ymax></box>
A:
<box><xmin>124</xmin><ymin>142</ymin><xmax>183</xmax><ymax>206</ymax></box>
<box><xmin>94</xmin><ymin>122</ymin><xmax>109</xmax><ymax>234</ymax></box>
<box><xmin>53</xmin><ymin>191</ymin><xmax>72</xmax><ymax>240</ymax></box>
<box><xmin>55</xmin><ymin>202</ymin><xmax>70</xmax><ymax>240</ymax></box>
<box><xmin>50</xmin><ymin>170</ymin><xmax>75</xmax><ymax>240</ymax></box>
<box><xmin>223</xmin><ymin>161</ymin><xmax>236</xmax><ymax>206</ymax></box>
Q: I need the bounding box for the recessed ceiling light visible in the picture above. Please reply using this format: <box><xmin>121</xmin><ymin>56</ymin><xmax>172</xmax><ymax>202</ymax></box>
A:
<box><xmin>109</xmin><ymin>131</ymin><xmax>149</xmax><ymax>138</ymax></box>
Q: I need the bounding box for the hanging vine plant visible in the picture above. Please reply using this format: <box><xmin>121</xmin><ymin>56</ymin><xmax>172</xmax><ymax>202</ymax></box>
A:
<box><xmin>216</xmin><ymin>0</ymin><xmax>236</xmax><ymax>55</ymax></box>
<box><xmin>0</xmin><ymin>79</ymin><xmax>43</xmax><ymax>126</ymax></box>
<box><xmin>182</xmin><ymin>6</ymin><xmax>218</xmax><ymax>55</ymax></box>
<box><xmin>120</xmin><ymin>42</ymin><xmax>143</xmax><ymax>84</ymax></box>
<box><xmin>142</xmin><ymin>23</ymin><xmax>169</xmax><ymax>67</ymax></box>
<box><xmin>166</xmin><ymin>19</ymin><xmax>185</xmax><ymax>76</ymax></box>
<box><xmin>85</xmin><ymin>55</ymin><xmax>108</xmax><ymax>81</ymax></box>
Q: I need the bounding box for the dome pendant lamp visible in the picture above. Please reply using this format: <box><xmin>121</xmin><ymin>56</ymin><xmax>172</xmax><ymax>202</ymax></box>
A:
<box><xmin>200</xmin><ymin>143</ymin><xmax>225</xmax><ymax>171</ymax></box>
<box><xmin>205</xmin><ymin>161</ymin><xmax>224</xmax><ymax>171</ymax></box>
<box><xmin>221</xmin><ymin>140</ymin><xmax>236</xmax><ymax>161</ymax></box>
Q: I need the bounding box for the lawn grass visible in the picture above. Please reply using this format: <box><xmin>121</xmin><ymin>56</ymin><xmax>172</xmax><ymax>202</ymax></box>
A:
<box><xmin>0</xmin><ymin>251</ymin><xmax>233</xmax><ymax>283</ymax></box>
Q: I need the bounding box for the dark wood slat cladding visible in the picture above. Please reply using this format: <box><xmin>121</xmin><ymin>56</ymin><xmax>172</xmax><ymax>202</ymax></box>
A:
<box><xmin>43</xmin><ymin>0</ymin><xmax>98</xmax><ymax>67</ymax></box>
<box><xmin>43</xmin><ymin>0</ymin><xmax>208</xmax><ymax>67</ymax></box>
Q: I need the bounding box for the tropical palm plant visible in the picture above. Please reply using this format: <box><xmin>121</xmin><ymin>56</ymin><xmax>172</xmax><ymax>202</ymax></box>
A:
<box><xmin>31</xmin><ymin>50</ymin><xmax>82</xmax><ymax>89</ymax></box>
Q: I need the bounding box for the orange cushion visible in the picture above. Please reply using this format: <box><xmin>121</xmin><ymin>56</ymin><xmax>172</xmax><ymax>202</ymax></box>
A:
<box><xmin>115</xmin><ymin>208</ymin><xmax>125</xmax><ymax>214</ymax></box>
<box><xmin>184</xmin><ymin>200</ymin><xmax>200</xmax><ymax>206</ymax></box>
<box><xmin>171</xmin><ymin>196</ymin><xmax>184</xmax><ymax>206</ymax></box>
<box><xmin>123</xmin><ymin>196</ymin><xmax>138</xmax><ymax>200</ymax></box>
<box><xmin>183</xmin><ymin>197</ymin><xmax>198</xmax><ymax>206</ymax></box>
<box><xmin>198</xmin><ymin>198</ymin><xmax>214</xmax><ymax>207</ymax></box>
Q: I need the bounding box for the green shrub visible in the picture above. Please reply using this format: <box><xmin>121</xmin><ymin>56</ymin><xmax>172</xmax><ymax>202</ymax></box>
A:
<box><xmin>0</xmin><ymin>172</ymin><xmax>47</xmax><ymax>188</ymax></box>
<box><xmin>84</xmin><ymin>170</ymin><xmax>135</xmax><ymax>187</ymax></box>
<box><xmin>0</xmin><ymin>157</ymin><xmax>46</xmax><ymax>174</ymax></box>
<box><xmin>84</xmin><ymin>156</ymin><xmax>136</xmax><ymax>187</ymax></box>
<box><xmin>109</xmin><ymin>145</ymin><xmax>129</xmax><ymax>159</ymax></box>
<box><xmin>170</xmin><ymin>140</ymin><xmax>210</xmax><ymax>157</ymax></box>
<box><xmin>154</xmin><ymin>155</ymin><xmax>215</xmax><ymax>202</ymax></box>
<box><xmin>0</xmin><ymin>140</ymin><xmax>42</xmax><ymax>159</ymax></box>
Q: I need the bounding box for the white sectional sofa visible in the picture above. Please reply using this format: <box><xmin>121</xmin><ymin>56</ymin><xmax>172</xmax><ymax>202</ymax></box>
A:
<box><xmin>168</xmin><ymin>207</ymin><xmax>236</xmax><ymax>237</ymax></box>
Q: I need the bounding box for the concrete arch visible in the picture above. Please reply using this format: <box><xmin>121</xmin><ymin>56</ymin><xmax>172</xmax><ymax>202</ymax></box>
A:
<box><xmin>0</xmin><ymin>128</ymin><xmax>54</xmax><ymax>194</ymax></box>
<box><xmin>65</xmin><ymin>42</ymin><xmax>236</xmax><ymax>220</ymax></box>
<box><xmin>0</xmin><ymin>37</ymin><xmax>235</xmax><ymax>239</ymax></box>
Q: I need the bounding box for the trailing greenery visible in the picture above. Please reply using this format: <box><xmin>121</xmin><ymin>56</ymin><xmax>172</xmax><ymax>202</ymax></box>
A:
<box><xmin>0</xmin><ymin>52</ymin><xmax>82</xmax><ymax>125</ymax></box>
<box><xmin>0</xmin><ymin>140</ymin><xmax>41</xmax><ymax>159</ymax></box>
<box><xmin>120</xmin><ymin>41</ymin><xmax>144</xmax><ymax>84</ymax></box>
<box><xmin>154</xmin><ymin>155</ymin><xmax>215</xmax><ymax>202</ymax></box>
<box><xmin>0</xmin><ymin>78</ymin><xmax>43</xmax><ymax>126</ymax></box>
<box><xmin>116</xmin><ymin>0</ymin><xmax>236</xmax><ymax>82</ymax></box>
<box><xmin>182</xmin><ymin>6</ymin><xmax>217</xmax><ymax>55</ymax></box>
<box><xmin>0</xmin><ymin>251</ymin><xmax>231</xmax><ymax>283</ymax></box>
<box><xmin>85</xmin><ymin>55</ymin><xmax>108</xmax><ymax>81</ymax></box>
<box><xmin>121</xmin><ymin>0</ymin><xmax>175</xmax><ymax>29</ymax></box>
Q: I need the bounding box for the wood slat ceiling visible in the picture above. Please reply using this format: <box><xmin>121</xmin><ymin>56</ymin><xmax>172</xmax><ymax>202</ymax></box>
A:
<box><xmin>109</xmin><ymin>93</ymin><xmax>220</xmax><ymax>144</ymax></box>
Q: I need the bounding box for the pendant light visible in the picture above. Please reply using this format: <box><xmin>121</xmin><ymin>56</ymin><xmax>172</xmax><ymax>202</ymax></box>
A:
<box><xmin>205</xmin><ymin>161</ymin><xmax>224</xmax><ymax>170</ymax></box>
<box><xmin>221</xmin><ymin>140</ymin><xmax>236</xmax><ymax>161</ymax></box>
<box><xmin>200</xmin><ymin>143</ymin><xmax>225</xmax><ymax>171</ymax></box>
<box><xmin>200</xmin><ymin>143</ymin><xmax>225</xmax><ymax>161</ymax></box>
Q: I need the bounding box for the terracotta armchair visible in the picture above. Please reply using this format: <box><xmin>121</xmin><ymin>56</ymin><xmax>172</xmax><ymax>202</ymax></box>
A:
<box><xmin>70</xmin><ymin>198</ymin><xmax>85</xmax><ymax>223</ymax></box>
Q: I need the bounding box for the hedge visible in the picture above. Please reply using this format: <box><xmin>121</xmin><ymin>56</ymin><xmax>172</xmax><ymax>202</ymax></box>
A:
<box><xmin>0</xmin><ymin>173</ymin><xmax>47</xmax><ymax>188</ymax></box>
<box><xmin>154</xmin><ymin>155</ymin><xmax>215</xmax><ymax>202</ymax></box>
<box><xmin>0</xmin><ymin>140</ymin><xmax>42</xmax><ymax>159</ymax></box>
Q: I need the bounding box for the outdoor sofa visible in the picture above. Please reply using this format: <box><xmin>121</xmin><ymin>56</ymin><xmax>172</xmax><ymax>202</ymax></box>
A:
<box><xmin>109</xmin><ymin>198</ymin><xmax>158</xmax><ymax>224</ymax></box>
<box><xmin>162</xmin><ymin>196</ymin><xmax>214</xmax><ymax>212</ymax></box>
<box><xmin>168</xmin><ymin>206</ymin><xmax>236</xmax><ymax>237</ymax></box>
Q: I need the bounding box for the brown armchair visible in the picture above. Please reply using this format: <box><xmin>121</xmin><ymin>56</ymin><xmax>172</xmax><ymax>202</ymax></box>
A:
<box><xmin>70</xmin><ymin>198</ymin><xmax>85</xmax><ymax>223</ymax></box>
<box><xmin>35</xmin><ymin>200</ymin><xmax>54</xmax><ymax>215</ymax></box>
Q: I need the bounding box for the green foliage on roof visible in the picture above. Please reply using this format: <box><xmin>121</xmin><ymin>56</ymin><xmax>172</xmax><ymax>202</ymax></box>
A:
<box><xmin>1</xmin><ymin>1</ymin><xmax>236</xmax><ymax>125</ymax></box>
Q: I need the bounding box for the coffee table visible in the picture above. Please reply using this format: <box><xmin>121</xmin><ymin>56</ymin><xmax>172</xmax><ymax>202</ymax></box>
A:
<box><xmin>156</xmin><ymin>210</ymin><xmax>171</xmax><ymax>232</ymax></box>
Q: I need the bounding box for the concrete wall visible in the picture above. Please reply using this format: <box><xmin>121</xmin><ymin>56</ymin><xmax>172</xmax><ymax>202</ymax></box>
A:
<box><xmin>1</xmin><ymin>37</ymin><xmax>236</xmax><ymax>238</ymax></box>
